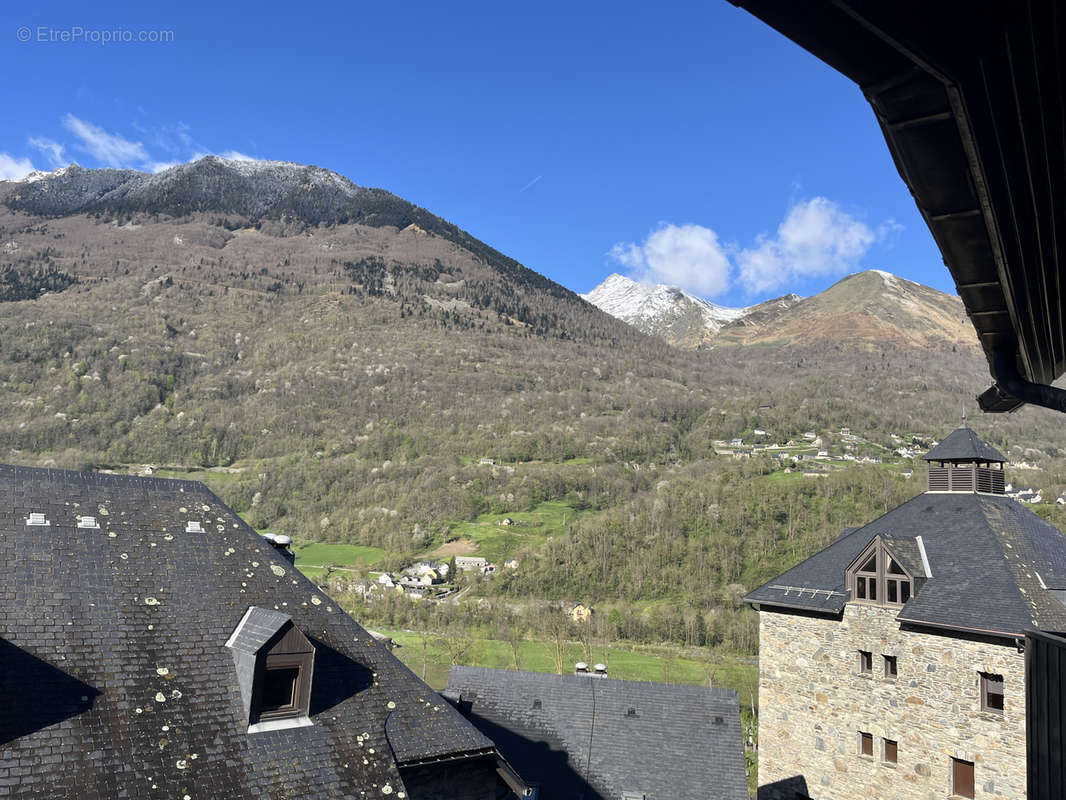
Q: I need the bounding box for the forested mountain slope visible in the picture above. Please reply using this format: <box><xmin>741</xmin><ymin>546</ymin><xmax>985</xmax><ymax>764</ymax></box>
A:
<box><xmin>3</xmin><ymin>159</ymin><xmax>1064</xmax><ymax>656</ymax></box>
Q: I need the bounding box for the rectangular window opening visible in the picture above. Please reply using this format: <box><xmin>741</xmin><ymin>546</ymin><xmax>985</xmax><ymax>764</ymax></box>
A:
<box><xmin>981</xmin><ymin>672</ymin><xmax>1004</xmax><ymax>713</ymax></box>
<box><xmin>884</xmin><ymin>655</ymin><xmax>898</xmax><ymax>679</ymax></box>
<box><xmin>260</xmin><ymin>666</ymin><xmax>300</xmax><ymax>717</ymax></box>
<box><xmin>859</xmin><ymin>731</ymin><xmax>873</xmax><ymax>757</ymax></box>
<box><xmin>858</xmin><ymin>650</ymin><xmax>872</xmax><ymax>674</ymax></box>
<box><xmin>883</xmin><ymin>738</ymin><xmax>897</xmax><ymax>764</ymax></box>
<box><xmin>952</xmin><ymin>757</ymin><xmax>975</xmax><ymax>798</ymax></box>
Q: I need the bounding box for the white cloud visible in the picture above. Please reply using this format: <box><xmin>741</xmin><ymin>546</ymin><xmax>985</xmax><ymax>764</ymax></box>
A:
<box><xmin>0</xmin><ymin>153</ymin><xmax>37</xmax><ymax>181</ymax></box>
<box><xmin>737</xmin><ymin>197</ymin><xmax>890</xmax><ymax>294</ymax></box>
<box><xmin>189</xmin><ymin>150</ymin><xmax>258</xmax><ymax>163</ymax></box>
<box><xmin>151</xmin><ymin>120</ymin><xmax>196</xmax><ymax>155</ymax></box>
<box><xmin>146</xmin><ymin>160</ymin><xmax>182</xmax><ymax>173</ymax></box>
<box><xmin>607</xmin><ymin>223</ymin><xmax>732</xmax><ymax>297</ymax></box>
<box><xmin>16</xmin><ymin>116</ymin><xmax>258</xmax><ymax>178</ymax></box>
<box><xmin>28</xmin><ymin>137</ymin><xmax>65</xmax><ymax>168</ymax></box>
<box><xmin>61</xmin><ymin>114</ymin><xmax>148</xmax><ymax>168</ymax></box>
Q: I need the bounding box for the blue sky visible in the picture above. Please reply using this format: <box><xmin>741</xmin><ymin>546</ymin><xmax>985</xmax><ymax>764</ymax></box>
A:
<box><xmin>2</xmin><ymin>0</ymin><xmax>950</xmax><ymax>306</ymax></box>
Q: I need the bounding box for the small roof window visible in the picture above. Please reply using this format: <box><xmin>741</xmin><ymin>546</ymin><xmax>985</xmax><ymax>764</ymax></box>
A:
<box><xmin>25</xmin><ymin>513</ymin><xmax>50</xmax><ymax>526</ymax></box>
<box><xmin>226</xmin><ymin>606</ymin><xmax>315</xmax><ymax>733</ymax></box>
<box><xmin>185</xmin><ymin>520</ymin><xmax>204</xmax><ymax>533</ymax></box>
<box><xmin>77</xmin><ymin>516</ymin><xmax>100</xmax><ymax>530</ymax></box>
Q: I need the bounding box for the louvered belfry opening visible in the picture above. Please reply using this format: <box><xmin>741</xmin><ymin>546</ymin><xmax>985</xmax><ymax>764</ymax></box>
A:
<box><xmin>927</xmin><ymin>462</ymin><xmax>1005</xmax><ymax>494</ymax></box>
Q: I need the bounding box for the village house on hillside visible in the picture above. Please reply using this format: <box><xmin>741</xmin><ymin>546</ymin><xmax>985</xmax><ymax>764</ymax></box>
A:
<box><xmin>746</xmin><ymin>427</ymin><xmax>1066</xmax><ymax>800</ymax></box>
<box><xmin>455</xmin><ymin>555</ymin><xmax>494</xmax><ymax>574</ymax></box>
<box><xmin>0</xmin><ymin>465</ymin><xmax>520</xmax><ymax>799</ymax></box>
<box><xmin>566</xmin><ymin>602</ymin><xmax>593</xmax><ymax>623</ymax></box>
<box><xmin>445</xmin><ymin>666</ymin><xmax>748</xmax><ymax>800</ymax></box>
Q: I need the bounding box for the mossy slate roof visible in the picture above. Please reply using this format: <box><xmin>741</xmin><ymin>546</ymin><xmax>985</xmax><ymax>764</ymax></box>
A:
<box><xmin>446</xmin><ymin>666</ymin><xmax>747</xmax><ymax>800</ymax></box>
<box><xmin>0</xmin><ymin>464</ymin><xmax>493</xmax><ymax>799</ymax></box>
<box><xmin>745</xmin><ymin>491</ymin><xmax>1066</xmax><ymax>637</ymax></box>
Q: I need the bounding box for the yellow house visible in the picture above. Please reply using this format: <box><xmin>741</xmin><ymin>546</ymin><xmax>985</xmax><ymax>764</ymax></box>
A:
<box><xmin>567</xmin><ymin>603</ymin><xmax>593</xmax><ymax>623</ymax></box>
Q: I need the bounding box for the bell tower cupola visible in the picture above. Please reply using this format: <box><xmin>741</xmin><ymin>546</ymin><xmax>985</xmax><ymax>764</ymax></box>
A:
<box><xmin>922</xmin><ymin>424</ymin><xmax>1006</xmax><ymax>494</ymax></box>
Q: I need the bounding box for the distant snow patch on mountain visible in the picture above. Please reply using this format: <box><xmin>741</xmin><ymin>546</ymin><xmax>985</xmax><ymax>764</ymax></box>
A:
<box><xmin>581</xmin><ymin>274</ymin><xmax>748</xmax><ymax>345</ymax></box>
<box><xmin>583</xmin><ymin>274</ymin><xmax>744</xmax><ymax>327</ymax></box>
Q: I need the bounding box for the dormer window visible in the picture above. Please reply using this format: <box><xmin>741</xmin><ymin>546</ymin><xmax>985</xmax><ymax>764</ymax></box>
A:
<box><xmin>854</xmin><ymin>552</ymin><xmax>878</xmax><ymax>601</ymax></box>
<box><xmin>226</xmin><ymin>607</ymin><xmax>315</xmax><ymax>732</ymax></box>
<box><xmin>886</xmin><ymin>556</ymin><xmax>911</xmax><ymax>604</ymax></box>
<box><xmin>847</xmin><ymin>538</ymin><xmax>913</xmax><ymax>607</ymax></box>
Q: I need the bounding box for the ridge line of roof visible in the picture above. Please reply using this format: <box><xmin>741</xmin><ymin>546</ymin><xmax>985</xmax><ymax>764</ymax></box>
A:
<box><xmin>0</xmin><ymin>462</ymin><xmax>209</xmax><ymax>491</ymax></box>
<box><xmin>448</xmin><ymin>665</ymin><xmax>740</xmax><ymax>696</ymax></box>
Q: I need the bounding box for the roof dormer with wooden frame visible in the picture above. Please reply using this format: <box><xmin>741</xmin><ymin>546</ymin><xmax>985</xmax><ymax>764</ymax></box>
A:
<box><xmin>846</xmin><ymin>536</ymin><xmax>926</xmax><ymax>607</ymax></box>
<box><xmin>225</xmin><ymin>606</ymin><xmax>316</xmax><ymax>733</ymax></box>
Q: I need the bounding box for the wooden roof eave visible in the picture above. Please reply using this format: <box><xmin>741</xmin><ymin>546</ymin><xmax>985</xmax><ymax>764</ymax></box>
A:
<box><xmin>729</xmin><ymin>0</ymin><xmax>1066</xmax><ymax>413</ymax></box>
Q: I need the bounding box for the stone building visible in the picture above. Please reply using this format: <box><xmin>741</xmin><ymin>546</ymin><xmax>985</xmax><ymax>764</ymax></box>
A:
<box><xmin>746</xmin><ymin>427</ymin><xmax>1066</xmax><ymax>800</ymax></box>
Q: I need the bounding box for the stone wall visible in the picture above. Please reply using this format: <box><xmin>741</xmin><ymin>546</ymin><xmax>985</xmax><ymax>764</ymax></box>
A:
<box><xmin>757</xmin><ymin>604</ymin><xmax>1026</xmax><ymax>800</ymax></box>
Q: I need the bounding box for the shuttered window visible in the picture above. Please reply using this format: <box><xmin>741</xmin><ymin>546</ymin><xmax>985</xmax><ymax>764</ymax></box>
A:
<box><xmin>883</xmin><ymin>739</ymin><xmax>897</xmax><ymax>764</ymax></box>
<box><xmin>952</xmin><ymin>758</ymin><xmax>975</xmax><ymax>798</ymax></box>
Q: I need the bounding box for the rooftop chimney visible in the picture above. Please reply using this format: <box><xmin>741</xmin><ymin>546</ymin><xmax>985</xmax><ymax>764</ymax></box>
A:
<box><xmin>574</xmin><ymin>662</ymin><xmax>589</xmax><ymax>675</ymax></box>
<box><xmin>593</xmin><ymin>663</ymin><xmax>608</xmax><ymax>677</ymax></box>
<box><xmin>261</xmin><ymin>533</ymin><xmax>295</xmax><ymax>564</ymax></box>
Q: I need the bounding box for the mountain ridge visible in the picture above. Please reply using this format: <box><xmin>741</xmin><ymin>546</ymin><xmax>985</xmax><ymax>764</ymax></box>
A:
<box><xmin>580</xmin><ymin>273</ymin><xmax>755</xmax><ymax>347</ymax></box>
<box><xmin>4</xmin><ymin>160</ymin><xmax>974</xmax><ymax>355</ymax></box>
<box><xmin>0</xmin><ymin>156</ymin><xmax>583</xmax><ymax>306</ymax></box>
<box><xmin>714</xmin><ymin>269</ymin><xmax>976</xmax><ymax>350</ymax></box>
<box><xmin>585</xmin><ymin>269</ymin><xmax>975</xmax><ymax>352</ymax></box>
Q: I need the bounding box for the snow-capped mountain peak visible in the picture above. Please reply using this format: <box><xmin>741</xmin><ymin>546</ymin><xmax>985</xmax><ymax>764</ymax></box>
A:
<box><xmin>581</xmin><ymin>274</ymin><xmax>748</xmax><ymax>346</ymax></box>
<box><xmin>19</xmin><ymin>164</ymin><xmax>80</xmax><ymax>184</ymax></box>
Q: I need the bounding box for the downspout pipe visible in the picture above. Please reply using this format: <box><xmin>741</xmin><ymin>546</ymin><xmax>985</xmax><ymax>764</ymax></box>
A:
<box><xmin>980</xmin><ymin>349</ymin><xmax>1066</xmax><ymax>414</ymax></box>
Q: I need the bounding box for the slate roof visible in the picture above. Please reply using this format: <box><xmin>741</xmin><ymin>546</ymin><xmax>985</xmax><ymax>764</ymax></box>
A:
<box><xmin>225</xmin><ymin>606</ymin><xmax>291</xmax><ymax>654</ymax></box>
<box><xmin>923</xmin><ymin>426</ymin><xmax>1007</xmax><ymax>463</ymax></box>
<box><xmin>746</xmin><ymin>490</ymin><xmax>1066</xmax><ymax>637</ymax></box>
<box><xmin>0</xmin><ymin>464</ymin><xmax>494</xmax><ymax>799</ymax></box>
<box><xmin>445</xmin><ymin>666</ymin><xmax>747</xmax><ymax>800</ymax></box>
